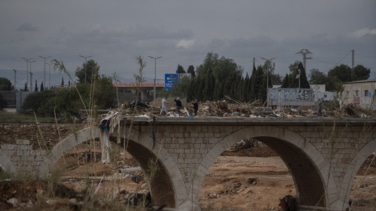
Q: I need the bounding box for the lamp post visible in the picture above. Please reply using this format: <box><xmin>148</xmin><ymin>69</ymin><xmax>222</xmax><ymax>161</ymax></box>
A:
<box><xmin>22</xmin><ymin>57</ymin><xmax>33</xmax><ymax>91</ymax></box>
<box><xmin>48</xmin><ymin>60</ymin><xmax>53</xmax><ymax>88</ymax></box>
<box><xmin>79</xmin><ymin>55</ymin><xmax>92</xmax><ymax>84</ymax></box>
<box><xmin>39</xmin><ymin>56</ymin><xmax>50</xmax><ymax>88</ymax></box>
<box><xmin>148</xmin><ymin>56</ymin><xmax>162</xmax><ymax>107</ymax></box>
<box><xmin>29</xmin><ymin>60</ymin><xmax>36</xmax><ymax>90</ymax></box>
<box><xmin>260</xmin><ymin>57</ymin><xmax>275</xmax><ymax>107</ymax></box>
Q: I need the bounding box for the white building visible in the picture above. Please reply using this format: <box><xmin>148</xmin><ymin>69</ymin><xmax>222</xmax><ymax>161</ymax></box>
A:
<box><xmin>342</xmin><ymin>79</ymin><xmax>376</xmax><ymax>110</ymax></box>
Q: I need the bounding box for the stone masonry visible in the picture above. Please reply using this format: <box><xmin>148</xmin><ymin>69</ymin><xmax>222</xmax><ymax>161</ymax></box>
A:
<box><xmin>0</xmin><ymin>139</ymin><xmax>48</xmax><ymax>177</ymax></box>
<box><xmin>0</xmin><ymin>118</ymin><xmax>375</xmax><ymax>211</ymax></box>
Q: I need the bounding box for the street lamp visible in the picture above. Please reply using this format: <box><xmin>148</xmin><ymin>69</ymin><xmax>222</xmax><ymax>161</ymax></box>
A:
<box><xmin>79</xmin><ymin>55</ymin><xmax>92</xmax><ymax>84</ymax></box>
<box><xmin>260</xmin><ymin>57</ymin><xmax>275</xmax><ymax>107</ymax></box>
<box><xmin>47</xmin><ymin>60</ymin><xmax>53</xmax><ymax>88</ymax></box>
<box><xmin>148</xmin><ymin>56</ymin><xmax>162</xmax><ymax>107</ymax></box>
<box><xmin>22</xmin><ymin>57</ymin><xmax>33</xmax><ymax>91</ymax></box>
<box><xmin>29</xmin><ymin>60</ymin><xmax>36</xmax><ymax>90</ymax></box>
<box><xmin>39</xmin><ymin>56</ymin><xmax>50</xmax><ymax>88</ymax></box>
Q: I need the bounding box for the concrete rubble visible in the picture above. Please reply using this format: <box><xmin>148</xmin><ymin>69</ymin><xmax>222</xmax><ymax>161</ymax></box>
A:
<box><xmin>117</xmin><ymin>98</ymin><xmax>376</xmax><ymax>119</ymax></box>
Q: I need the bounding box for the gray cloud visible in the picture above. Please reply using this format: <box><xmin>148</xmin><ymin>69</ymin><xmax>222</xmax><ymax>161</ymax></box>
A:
<box><xmin>0</xmin><ymin>0</ymin><xmax>375</xmax><ymax>89</ymax></box>
<box><xmin>17</xmin><ymin>23</ymin><xmax>38</xmax><ymax>32</ymax></box>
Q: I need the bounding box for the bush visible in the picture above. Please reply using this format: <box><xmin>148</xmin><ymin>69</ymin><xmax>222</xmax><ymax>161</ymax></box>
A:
<box><xmin>0</xmin><ymin>94</ymin><xmax>6</xmax><ymax>110</ymax></box>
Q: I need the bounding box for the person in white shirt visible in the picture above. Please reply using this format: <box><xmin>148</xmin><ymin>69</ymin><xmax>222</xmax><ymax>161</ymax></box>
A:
<box><xmin>160</xmin><ymin>97</ymin><xmax>168</xmax><ymax>115</ymax></box>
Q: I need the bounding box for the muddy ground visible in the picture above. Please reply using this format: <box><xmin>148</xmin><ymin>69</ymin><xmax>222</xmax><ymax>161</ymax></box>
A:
<box><xmin>0</xmin><ymin>141</ymin><xmax>376</xmax><ymax>211</ymax></box>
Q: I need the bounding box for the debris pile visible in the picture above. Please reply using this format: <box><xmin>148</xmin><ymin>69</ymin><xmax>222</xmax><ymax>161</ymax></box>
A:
<box><xmin>119</xmin><ymin>98</ymin><xmax>376</xmax><ymax>119</ymax></box>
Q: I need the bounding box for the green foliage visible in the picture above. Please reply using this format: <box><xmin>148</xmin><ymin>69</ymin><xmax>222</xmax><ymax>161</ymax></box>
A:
<box><xmin>326</xmin><ymin>64</ymin><xmax>370</xmax><ymax>82</ymax></box>
<box><xmin>187</xmin><ymin>65</ymin><xmax>195</xmax><ymax>77</ymax></box>
<box><xmin>328</xmin><ymin>64</ymin><xmax>352</xmax><ymax>82</ymax></box>
<box><xmin>22</xmin><ymin>90</ymin><xmax>57</xmax><ymax>116</ymax></box>
<box><xmin>94</xmin><ymin>76</ymin><xmax>116</xmax><ymax>108</ymax></box>
<box><xmin>134</xmin><ymin>56</ymin><xmax>146</xmax><ymax>102</ymax></box>
<box><xmin>353</xmin><ymin>64</ymin><xmax>370</xmax><ymax>81</ymax></box>
<box><xmin>75</xmin><ymin>59</ymin><xmax>100</xmax><ymax>84</ymax></box>
<box><xmin>282</xmin><ymin>61</ymin><xmax>310</xmax><ymax>89</ymax></box>
<box><xmin>22</xmin><ymin>59</ymin><xmax>115</xmax><ymax>118</ymax></box>
<box><xmin>0</xmin><ymin>94</ymin><xmax>6</xmax><ymax>110</ymax></box>
<box><xmin>176</xmin><ymin>64</ymin><xmax>186</xmax><ymax>74</ymax></box>
<box><xmin>309</xmin><ymin>69</ymin><xmax>327</xmax><ymax>84</ymax></box>
<box><xmin>187</xmin><ymin>53</ymin><xmax>244</xmax><ymax>101</ymax></box>
<box><xmin>0</xmin><ymin>77</ymin><xmax>12</xmax><ymax>91</ymax></box>
<box><xmin>169</xmin><ymin>75</ymin><xmax>191</xmax><ymax>98</ymax></box>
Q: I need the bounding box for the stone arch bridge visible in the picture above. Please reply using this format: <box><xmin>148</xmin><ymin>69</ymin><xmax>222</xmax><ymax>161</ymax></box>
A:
<box><xmin>1</xmin><ymin>117</ymin><xmax>375</xmax><ymax>211</ymax></box>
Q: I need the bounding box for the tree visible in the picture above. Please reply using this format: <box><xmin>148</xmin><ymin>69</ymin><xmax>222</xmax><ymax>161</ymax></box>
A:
<box><xmin>22</xmin><ymin>90</ymin><xmax>57</xmax><ymax>116</ymax></box>
<box><xmin>188</xmin><ymin>53</ymin><xmax>243</xmax><ymax>101</ymax></box>
<box><xmin>353</xmin><ymin>65</ymin><xmax>370</xmax><ymax>81</ymax></box>
<box><xmin>328</xmin><ymin>64</ymin><xmax>352</xmax><ymax>82</ymax></box>
<box><xmin>187</xmin><ymin>65</ymin><xmax>195</xmax><ymax>77</ymax></box>
<box><xmin>34</xmin><ymin>80</ymin><xmax>38</xmax><ymax>92</ymax></box>
<box><xmin>47</xmin><ymin>59</ymin><xmax>116</xmax><ymax>119</ymax></box>
<box><xmin>0</xmin><ymin>94</ymin><xmax>6</xmax><ymax>109</ymax></box>
<box><xmin>0</xmin><ymin>77</ymin><xmax>12</xmax><ymax>91</ymax></box>
<box><xmin>23</xmin><ymin>82</ymin><xmax>28</xmax><ymax>91</ymax></box>
<box><xmin>40</xmin><ymin>82</ymin><xmax>45</xmax><ymax>91</ymax></box>
<box><xmin>328</xmin><ymin>64</ymin><xmax>370</xmax><ymax>83</ymax></box>
<box><xmin>281</xmin><ymin>61</ymin><xmax>310</xmax><ymax>89</ymax></box>
<box><xmin>270</xmin><ymin>73</ymin><xmax>283</xmax><ymax>85</ymax></box>
<box><xmin>134</xmin><ymin>56</ymin><xmax>146</xmax><ymax>102</ymax></box>
<box><xmin>309</xmin><ymin>69</ymin><xmax>327</xmax><ymax>84</ymax></box>
<box><xmin>170</xmin><ymin>75</ymin><xmax>191</xmax><ymax>98</ymax></box>
<box><xmin>176</xmin><ymin>64</ymin><xmax>186</xmax><ymax>74</ymax></box>
<box><xmin>75</xmin><ymin>59</ymin><xmax>100</xmax><ymax>84</ymax></box>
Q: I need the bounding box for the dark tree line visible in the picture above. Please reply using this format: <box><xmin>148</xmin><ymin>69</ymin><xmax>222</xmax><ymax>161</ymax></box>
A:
<box><xmin>185</xmin><ymin>53</ymin><xmax>280</xmax><ymax>104</ymax></box>
<box><xmin>179</xmin><ymin>53</ymin><xmax>371</xmax><ymax>103</ymax></box>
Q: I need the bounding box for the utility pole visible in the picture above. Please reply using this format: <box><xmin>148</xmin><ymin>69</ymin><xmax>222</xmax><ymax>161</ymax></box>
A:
<box><xmin>22</xmin><ymin>57</ymin><xmax>34</xmax><ymax>91</ymax></box>
<box><xmin>29</xmin><ymin>60</ymin><xmax>36</xmax><ymax>90</ymax></box>
<box><xmin>296</xmin><ymin>49</ymin><xmax>312</xmax><ymax>71</ymax></box>
<box><xmin>260</xmin><ymin>57</ymin><xmax>275</xmax><ymax>108</ymax></box>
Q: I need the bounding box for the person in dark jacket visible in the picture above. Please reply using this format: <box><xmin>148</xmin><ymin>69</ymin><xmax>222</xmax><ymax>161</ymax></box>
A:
<box><xmin>174</xmin><ymin>97</ymin><xmax>182</xmax><ymax>116</ymax></box>
<box><xmin>192</xmin><ymin>100</ymin><xmax>198</xmax><ymax>116</ymax></box>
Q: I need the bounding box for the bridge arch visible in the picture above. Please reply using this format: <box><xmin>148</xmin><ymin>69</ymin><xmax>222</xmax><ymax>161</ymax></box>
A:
<box><xmin>122</xmin><ymin>128</ymin><xmax>188</xmax><ymax>209</ymax></box>
<box><xmin>47</xmin><ymin>127</ymin><xmax>100</xmax><ymax>170</ymax></box>
<box><xmin>197</xmin><ymin>126</ymin><xmax>337</xmax><ymax>210</ymax></box>
<box><xmin>47</xmin><ymin>127</ymin><xmax>187</xmax><ymax>209</ymax></box>
<box><xmin>340</xmin><ymin>139</ymin><xmax>376</xmax><ymax>207</ymax></box>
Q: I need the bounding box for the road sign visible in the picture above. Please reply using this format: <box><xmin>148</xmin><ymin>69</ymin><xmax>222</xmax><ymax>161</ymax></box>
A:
<box><xmin>165</xmin><ymin>73</ymin><xmax>179</xmax><ymax>91</ymax></box>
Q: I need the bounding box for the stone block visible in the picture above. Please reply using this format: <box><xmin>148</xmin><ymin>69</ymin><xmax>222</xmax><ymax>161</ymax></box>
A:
<box><xmin>16</xmin><ymin>139</ymin><xmax>30</xmax><ymax>145</ymax></box>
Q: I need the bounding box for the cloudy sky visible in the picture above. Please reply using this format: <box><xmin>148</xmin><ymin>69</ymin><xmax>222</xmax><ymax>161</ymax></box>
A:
<box><xmin>0</xmin><ymin>0</ymin><xmax>375</xmax><ymax>89</ymax></box>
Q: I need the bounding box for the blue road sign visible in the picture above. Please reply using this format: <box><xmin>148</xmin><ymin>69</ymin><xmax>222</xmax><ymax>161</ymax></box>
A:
<box><xmin>165</xmin><ymin>73</ymin><xmax>179</xmax><ymax>91</ymax></box>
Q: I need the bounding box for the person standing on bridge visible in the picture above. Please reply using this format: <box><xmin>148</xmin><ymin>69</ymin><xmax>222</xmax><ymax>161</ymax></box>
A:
<box><xmin>317</xmin><ymin>98</ymin><xmax>322</xmax><ymax>116</ymax></box>
<box><xmin>192</xmin><ymin>100</ymin><xmax>198</xmax><ymax>116</ymax></box>
<box><xmin>174</xmin><ymin>97</ymin><xmax>182</xmax><ymax>116</ymax></box>
<box><xmin>160</xmin><ymin>97</ymin><xmax>169</xmax><ymax>115</ymax></box>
